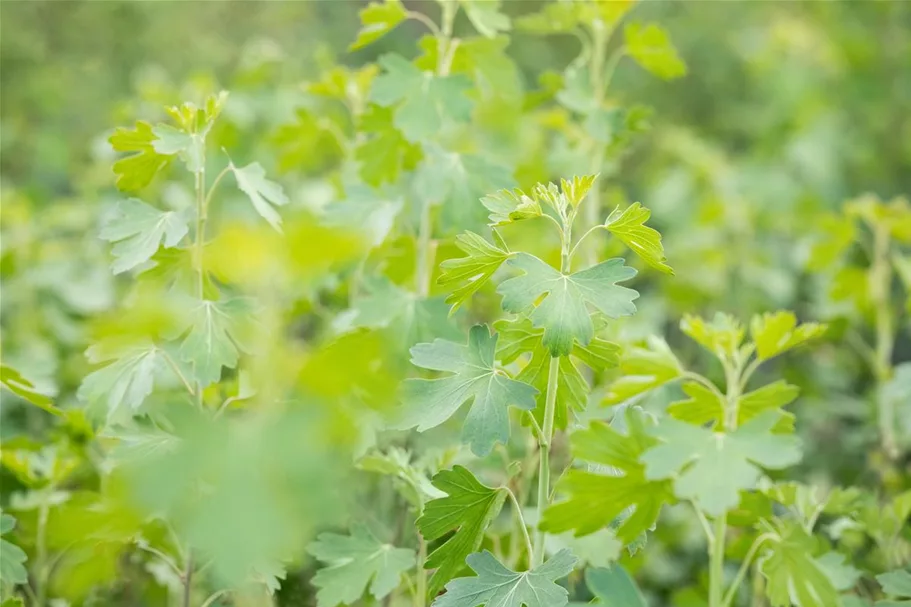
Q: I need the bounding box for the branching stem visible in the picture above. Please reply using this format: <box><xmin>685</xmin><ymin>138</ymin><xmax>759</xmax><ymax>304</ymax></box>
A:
<box><xmin>505</xmin><ymin>488</ymin><xmax>535</xmax><ymax>565</ymax></box>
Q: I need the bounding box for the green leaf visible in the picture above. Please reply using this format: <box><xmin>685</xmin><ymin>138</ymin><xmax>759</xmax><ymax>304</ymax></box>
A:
<box><xmin>585</xmin><ymin>565</ymin><xmax>646</xmax><ymax>607</ymax></box>
<box><xmin>308</xmin><ymin>523</ymin><xmax>415</xmax><ymax>606</ymax></box>
<box><xmin>877</xmin><ymin>568</ymin><xmax>911</xmax><ymax>599</ymax></box>
<box><xmin>461</xmin><ymin>0</ymin><xmax>510</xmax><ymax>38</ymax></box>
<box><xmin>750</xmin><ymin>311</ymin><xmax>827</xmax><ymax>361</ymax></box>
<box><xmin>680</xmin><ymin>313</ymin><xmax>745</xmax><ymax>360</ymax></box>
<box><xmin>816</xmin><ymin>552</ymin><xmax>861</xmax><ymax>592</ymax></box>
<box><xmin>355</xmin><ymin>105</ymin><xmax>421</xmax><ymax>186</ymax></box>
<box><xmin>498</xmin><ymin>253</ymin><xmax>638</xmax><ymax>357</ymax></box>
<box><xmin>77</xmin><ymin>342</ymin><xmax>168</xmax><ymax>421</ymax></box>
<box><xmin>438</xmin><ymin>232</ymin><xmax>511</xmax><ymax>313</ymax></box>
<box><xmin>322</xmin><ymin>186</ymin><xmax>402</xmax><ymax>248</ymax></box>
<box><xmin>760</xmin><ymin>523</ymin><xmax>840</xmax><ymax>607</ymax></box>
<box><xmin>340</xmin><ymin>276</ymin><xmax>460</xmax><ymax>348</ymax></box>
<box><xmin>109</xmin><ymin>121</ymin><xmax>171</xmax><ymax>192</ymax></box>
<box><xmin>604</xmin><ymin>203</ymin><xmax>673</xmax><ymax>274</ymax></box>
<box><xmin>481</xmin><ymin>188</ymin><xmax>543</xmax><ymax>226</ymax></box>
<box><xmin>151</xmin><ymin>124</ymin><xmax>204</xmax><ymax>173</ymax></box>
<box><xmin>230</xmin><ymin>162</ymin><xmax>289</xmax><ymax>232</ymax></box>
<box><xmin>358</xmin><ymin>447</ymin><xmax>444</xmax><ymax>509</ymax></box>
<box><xmin>495</xmin><ymin>316</ymin><xmax>619</xmax><ymax>430</ymax></box>
<box><xmin>516</xmin><ymin>2</ymin><xmax>587</xmax><ymax>34</ymax></box>
<box><xmin>667</xmin><ymin>380</ymin><xmax>798</xmax><ymax>432</ymax></box>
<box><xmin>369</xmin><ymin>54</ymin><xmax>473</xmax><ymax>143</ymax></box>
<box><xmin>396</xmin><ymin>325</ymin><xmax>538</xmax><ymax>456</ymax></box>
<box><xmin>541</xmin><ymin>407</ymin><xmax>672</xmax><ymax>543</ymax></box>
<box><xmin>349</xmin><ymin>0</ymin><xmax>408</xmax><ymax>50</ymax></box>
<box><xmin>624</xmin><ymin>22</ymin><xmax>687</xmax><ymax>80</ymax></box>
<box><xmin>417</xmin><ymin>466</ymin><xmax>507</xmax><ymax>596</ymax></box>
<box><xmin>642</xmin><ymin>410</ymin><xmax>802</xmax><ymax>516</ymax></box>
<box><xmin>413</xmin><ymin>144</ymin><xmax>515</xmax><ymax>232</ymax></box>
<box><xmin>100</xmin><ymin>198</ymin><xmax>189</xmax><ymax>274</ymax></box>
<box><xmin>0</xmin><ymin>364</ymin><xmax>59</xmax><ymax>416</ymax></box>
<box><xmin>602</xmin><ymin>338</ymin><xmax>683</xmax><ymax>405</ymax></box>
<box><xmin>0</xmin><ymin>513</ymin><xmax>27</xmax><ymax>587</ymax></box>
<box><xmin>808</xmin><ymin>213</ymin><xmax>855</xmax><ymax>271</ymax></box>
<box><xmin>432</xmin><ymin>549</ymin><xmax>578</xmax><ymax>607</ymax></box>
<box><xmin>178</xmin><ymin>298</ymin><xmax>254</xmax><ymax>388</ymax></box>
<box><xmin>561</xmin><ymin>175</ymin><xmax>598</xmax><ymax>208</ymax></box>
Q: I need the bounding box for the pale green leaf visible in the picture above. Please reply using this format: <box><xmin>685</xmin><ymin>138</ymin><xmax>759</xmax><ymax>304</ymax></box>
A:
<box><xmin>357</xmin><ymin>447</ymin><xmax>444</xmax><ymax>509</ymax></box>
<box><xmin>230</xmin><ymin>162</ymin><xmax>289</xmax><ymax>232</ymax></box>
<box><xmin>498</xmin><ymin>253</ymin><xmax>638</xmax><ymax>357</ymax></box>
<box><xmin>624</xmin><ymin>22</ymin><xmax>687</xmax><ymax>80</ymax></box>
<box><xmin>178</xmin><ymin>298</ymin><xmax>255</xmax><ymax>388</ymax></box>
<box><xmin>602</xmin><ymin>337</ymin><xmax>682</xmax><ymax>405</ymax></box>
<box><xmin>461</xmin><ymin>0</ymin><xmax>510</xmax><ymax>38</ymax></box>
<box><xmin>808</xmin><ymin>214</ymin><xmax>855</xmax><ymax>271</ymax></box>
<box><xmin>516</xmin><ymin>2</ymin><xmax>586</xmax><ymax>35</ymax></box>
<box><xmin>586</xmin><ymin>565</ymin><xmax>646</xmax><ymax>607</ymax></box>
<box><xmin>432</xmin><ymin>549</ymin><xmax>577</xmax><ymax>607</ymax></box>
<box><xmin>369</xmin><ymin>54</ymin><xmax>473</xmax><ymax>142</ymax></box>
<box><xmin>109</xmin><ymin>121</ymin><xmax>170</xmax><ymax>192</ymax></box>
<box><xmin>760</xmin><ymin>523</ymin><xmax>841</xmax><ymax>607</ymax></box>
<box><xmin>0</xmin><ymin>513</ymin><xmax>27</xmax><ymax>587</ymax></box>
<box><xmin>322</xmin><ymin>186</ymin><xmax>402</xmax><ymax>248</ymax></box>
<box><xmin>151</xmin><ymin>124</ymin><xmax>204</xmax><ymax>173</ymax></box>
<box><xmin>0</xmin><ymin>364</ymin><xmax>59</xmax><ymax>416</ymax></box>
<box><xmin>396</xmin><ymin>325</ymin><xmax>538</xmax><ymax>456</ymax></box>
<box><xmin>308</xmin><ymin>523</ymin><xmax>415</xmax><ymax>606</ymax></box>
<box><xmin>77</xmin><ymin>342</ymin><xmax>167</xmax><ymax>421</ymax></box>
<box><xmin>604</xmin><ymin>203</ymin><xmax>673</xmax><ymax>274</ymax></box>
<box><xmin>668</xmin><ymin>380</ymin><xmax>798</xmax><ymax>432</ymax></box>
<box><xmin>642</xmin><ymin>410</ymin><xmax>802</xmax><ymax>516</ymax></box>
<box><xmin>100</xmin><ymin>198</ymin><xmax>189</xmax><ymax>274</ymax></box>
<box><xmin>817</xmin><ymin>552</ymin><xmax>861</xmax><ymax>592</ymax></box>
<box><xmin>349</xmin><ymin>0</ymin><xmax>408</xmax><ymax>50</ymax></box>
<box><xmin>561</xmin><ymin>175</ymin><xmax>597</xmax><ymax>208</ymax></box>
<box><xmin>417</xmin><ymin>466</ymin><xmax>507</xmax><ymax>596</ymax></box>
<box><xmin>480</xmin><ymin>188</ymin><xmax>543</xmax><ymax>226</ymax></box>
<box><xmin>877</xmin><ymin>568</ymin><xmax>911</xmax><ymax>599</ymax></box>
<box><xmin>541</xmin><ymin>407</ymin><xmax>672</xmax><ymax>543</ymax></box>
<box><xmin>750</xmin><ymin>311</ymin><xmax>827</xmax><ymax>361</ymax></box>
<box><xmin>355</xmin><ymin>105</ymin><xmax>421</xmax><ymax>186</ymax></box>
<box><xmin>438</xmin><ymin>232</ymin><xmax>511</xmax><ymax>313</ymax></box>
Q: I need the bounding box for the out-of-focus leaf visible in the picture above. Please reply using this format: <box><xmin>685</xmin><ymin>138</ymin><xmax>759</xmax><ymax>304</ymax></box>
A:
<box><xmin>0</xmin><ymin>513</ymin><xmax>28</xmax><ymax>587</ymax></box>
<box><xmin>349</xmin><ymin>0</ymin><xmax>408</xmax><ymax>50</ymax></box>
<box><xmin>369</xmin><ymin>54</ymin><xmax>473</xmax><ymax>143</ymax></box>
<box><xmin>603</xmin><ymin>338</ymin><xmax>683</xmax><ymax>405</ymax></box>
<box><xmin>460</xmin><ymin>0</ymin><xmax>510</xmax><ymax>38</ymax></box>
<box><xmin>0</xmin><ymin>364</ymin><xmax>59</xmax><ymax>416</ymax></box>
<box><xmin>109</xmin><ymin>121</ymin><xmax>171</xmax><ymax>192</ymax></box>
<box><xmin>151</xmin><ymin>124</ymin><xmax>204</xmax><ymax>173</ymax></box>
<box><xmin>77</xmin><ymin>342</ymin><xmax>172</xmax><ymax>422</ymax></box>
<box><xmin>355</xmin><ymin>105</ymin><xmax>421</xmax><ymax>187</ymax></box>
<box><xmin>177</xmin><ymin>297</ymin><xmax>256</xmax><ymax>388</ymax></box>
<box><xmin>750</xmin><ymin>311</ymin><xmax>827</xmax><ymax>361</ymax></box>
<box><xmin>680</xmin><ymin>313</ymin><xmax>745</xmax><ymax>360</ymax></box>
<box><xmin>99</xmin><ymin>198</ymin><xmax>189</xmax><ymax>274</ymax></box>
<box><xmin>642</xmin><ymin>411</ymin><xmax>802</xmax><ymax>516</ymax></box>
<box><xmin>230</xmin><ymin>162</ymin><xmax>289</xmax><ymax>232</ymax></box>
<box><xmin>396</xmin><ymin>325</ymin><xmax>538</xmax><ymax>456</ymax></box>
<box><xmin>586</xmin><ymin>565</ymin><xmax>647</xmax><ymax>607</ymax></box>
<box><xmin>624</xmin><ymin>22</ymin><xmax>687</xmax><ymax>80</ymax></box>
<box><xmin>308</xmin><ymin>523</ymin><xmax>415</xmax><ymax>606</ymax></box>
<box><xmin>417</xmin><ymin>466</ymin><xmax>507</xmax><ymax>596</ymax></box>
<box><xmin>760</xmin><ymin>523</ymin><xmax>840</xmax><ymax>607</ymax></box>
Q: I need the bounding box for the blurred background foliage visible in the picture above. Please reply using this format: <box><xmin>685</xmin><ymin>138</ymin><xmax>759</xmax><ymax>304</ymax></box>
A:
<box><xmin>1</xmin><ymin>0</ymin><xmax>909</xmax><ymax>606</ymax></box>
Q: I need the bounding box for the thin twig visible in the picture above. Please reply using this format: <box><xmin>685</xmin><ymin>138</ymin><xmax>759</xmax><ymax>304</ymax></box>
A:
<box><xmin>691</xmin><ymin>501</ymin><xmax>714</xmax><ymax>545</ymax></box>
<box><xmin>504</xmin><ymin>488</ymin><xmax>535</xmax><ymax>565</ymax></box>
<box><xmin>200</xmin><ymin>589</ymin><xmax>229</xmax><ymax>607</ymax></box>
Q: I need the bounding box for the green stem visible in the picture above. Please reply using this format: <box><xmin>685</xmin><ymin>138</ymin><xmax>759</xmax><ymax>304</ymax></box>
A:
<box><xmin>582</xmin><ymin>21</ymin><xmax>609</xmax><ymax>269</ymax></box>
<box><xmin>721</xmin><ymin>534</ymin><xmax>775</xmax><ymax>607</ymax></box>
<box><xmin>415</xmin><ymin>200</ymin><xmax>434</xmax><ymax>298</ymax></box>
<box><xmin>416</xmin><ymin>535</ymin><xmax>427</xmax><ymax>607</ymax></box>
<box><xmin>709</xmin><ymin>513</ymin><xmax>727</xmax><ymax>607</ymax></box>
<box><xmin>871</xmin><ymin>224</ymin><xmax>897</xmax><ymax>459</ymax></box>
<box><xmin>505</xmin><ymin>488</ymin><xmax>535</xmax><ymax>565</ymax></box>
<box><xmin>34</xmin><ymin>498</ymin><xmax>50</xmax><ymax>607</ymax></box>
<box><xmin>182</xmin><ymin>552</ymin><xmax>193</xmax><ymax>607</ymax></box>
<box><xmin>532</xmin><ymin>355</ymin><xmax>560</xmax><ymax>567</ymax></box>
<box><xmin>200</xmin><ymin>589</ymin><xmax>229</xmax><ymax>607</ymax></box>
<box><xmin>193</xmin><ymin>156</ymin><xmax>207</xmax><ymax>411</ymax></box>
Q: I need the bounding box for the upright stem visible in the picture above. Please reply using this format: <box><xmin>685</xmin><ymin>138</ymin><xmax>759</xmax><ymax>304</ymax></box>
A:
<box><xmin>193</xmin><ymin>153</ymin><xmax>207</xmax><ymax>412</ymax></box>
<box><xmin>709</xmin><ymin>513</ymin><xmax>727</xmax><ymax>607</ymax></box>
<box><xmin>709</xmin><ymin>361</ymin><xmax>743</xmax><ymax>607</ymax></box>
<box><xmin>415</xmin><ymin>200</ymin><xmax>434</xmax><ymax>298</ymax></box>
<box><xmin>415</xmin><ymin>536</ymin><xmax>427</xmax><ymax>607</ymax></box>
<box><xmin>34</xmin><ymin>498</ymin><xmax>50</xmax><ymax>607</ymax></box>
<box><xmin>182</xmin><ymin>552</ymin><xmax>194</xmax><ymax>607</ymax></box>
<box><xmin>583</xmin><ymin>20</ymin><xmax>609</xmax><ymax>268</ymax></box>
<box><xmin>532</xmin><ymin>355</ymin><xmax>560</xmax><ymax>567</ymax></box>
<box><xmin>871</xmin><ymin>224</ymin><xmax>897</xmax><ymax>459</ymax></box>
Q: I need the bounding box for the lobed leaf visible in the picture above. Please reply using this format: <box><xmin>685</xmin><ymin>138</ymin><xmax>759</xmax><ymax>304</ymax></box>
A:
<box><xmin>230</xmin><ymin>162</ymin><xmax>289</xmax><ymax>232</ymax></box>
<box><xmin>100</xmin><ymin>198</ymin><xmax>189</xmax><ymax>274</ymax></box>
<box><xmin>109</xmin><ymin>121</ymin><xmax>170</xmax><ymax>192</ymax></box>
<box><xmin>750</xmin><ymin>311</ymin><xmax>827</xmax><ymax>361</ymax></box>
<box><xmin>349</xmin><ymin>0</ymin><xmax>408</xmax><ymax>51</ymax></box>
<box><xmin>438</xmin><ymin>232</ymin><xmax>511</xmax><ymax>313</ymax></box>
<box><xmin>604</xmin><ymin>202</ymin><xmax>673</xmax><ymax>274</ymax></box>
<box><xmin>417</xmin><ymin>466</ymin><xmax>507</xmax><ymax>596</ymax></box>
<box><xmin>624</xmin><ymin>22</ymin><xmax>687</xmax><ymax>80</ymax></box>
